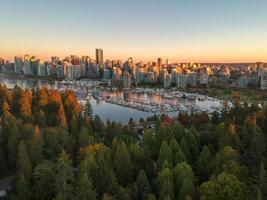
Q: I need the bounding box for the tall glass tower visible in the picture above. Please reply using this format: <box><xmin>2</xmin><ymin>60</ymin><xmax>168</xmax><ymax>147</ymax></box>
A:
<box><xmin>96</xmin><ymin>48</ymin><xmax>103</xmax><ymax>64</ymax></box>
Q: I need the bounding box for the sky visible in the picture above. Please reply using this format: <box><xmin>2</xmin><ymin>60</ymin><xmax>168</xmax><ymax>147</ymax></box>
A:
<box><xmin>0</xmin><ymin>0</ymin><xmax>267</xmax><ymax>63</ymax></box>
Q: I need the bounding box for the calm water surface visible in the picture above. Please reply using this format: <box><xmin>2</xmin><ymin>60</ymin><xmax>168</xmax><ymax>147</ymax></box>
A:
<box><xmin>0</xmin><ymin>74</ymin><xmax>221</xmax><ymax>124</ymax></box>
<box><xmin>0</xmin><ymin>75</ymin><xmax>168</xmax><ymax>123</ymax></box>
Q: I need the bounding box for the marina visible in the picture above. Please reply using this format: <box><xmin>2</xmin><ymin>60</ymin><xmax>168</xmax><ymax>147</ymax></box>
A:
<box><xmin>0</xmin><ymin>74</ymin><xmax>229</xmax><ymax>123</ymax></box>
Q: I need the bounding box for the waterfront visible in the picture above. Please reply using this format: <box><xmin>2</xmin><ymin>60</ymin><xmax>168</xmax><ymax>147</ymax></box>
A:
<box><xmin>0</xmin><ymin>74</ymin><xmax>225</xmax><ymax>124</ymax></box>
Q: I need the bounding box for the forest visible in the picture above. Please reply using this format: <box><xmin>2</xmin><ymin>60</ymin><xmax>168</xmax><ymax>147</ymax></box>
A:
<box><xmin>0</xmin><ymin>84</ymin><xmax>266</xmax><ymax>200</ymax></box>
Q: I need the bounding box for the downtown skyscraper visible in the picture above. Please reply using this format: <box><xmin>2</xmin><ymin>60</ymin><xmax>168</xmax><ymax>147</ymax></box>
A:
<box><xmin>95</xmin><ymin>48</ymin><xmax>103</xmax><ymax>64</ymax></box>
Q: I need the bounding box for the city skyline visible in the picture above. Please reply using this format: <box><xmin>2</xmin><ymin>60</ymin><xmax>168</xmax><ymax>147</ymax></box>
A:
<box><xmin>1</xmin><ymin>0</ymin><xmax>267</xmax><ymax>62</ymax></box>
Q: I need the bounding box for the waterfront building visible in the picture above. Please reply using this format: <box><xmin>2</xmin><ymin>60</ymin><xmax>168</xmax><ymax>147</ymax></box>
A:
<box><xmin>123</xmin><ymin>71</ymin><xmax>131</xmax><ymax>89</ymax></box>
<box><xmin>146</xmin><ymin>71</ymin><xmax>155</xmax><ymax>82</ymax></box>
<box><xmin>79</xmin><ymin>63</ymin><xmax>86</xmax><ymax>77</ymax></box>
<box><xmin>45</xmin><ymin>64</ymin><xmax>52</xmax><ymax>76</ymax></box>
<box><xmin>200</xmin><ymin>72</ymin><xmax>209</xmax><ymax>85</ymax></box>
<box><xmin>158</xmin><ymin>58</ymin><xmax>163</xmax><ymax>73</ymax></box>
<box><xmin>166</xmin><ymin>59</ymin><xmax>171</xmax><ymax>65</ymax></box>
<box><xmin>14</xmin><ymin>56</ymin><xmax>23</xmax><ymax>74</ymax></box>
<box><xmin>238</xmin><ymin>75</ymin><xmax>249</xmax><ymax>88</ymax></box>
<box><xmin>0</xmin><ymin>59</ymin><xmax>4</xmax><ymax>72</ymax></box>
<box><xmin>56</xmin><ymin>64</ymin><xmax>64</xmax><ymax>78</ymax></box>
<box><xmin>208</xmin><ymin>75</ymin><xmax>217</xmax><ymax>85</ymax></box>
<box><xmin>112</xmin><ymin>67</ymin><xmax>122</xmax><ymax>81</ymax></box>
<box><xmin>73</xmin><ymin>65</ymin><xmax>82</xmax><ymax>79</ymax></box>
<box><xmin>1</xmin><ymin>63</ymin><xmax>14</xmax><ymax>73</ymax></box>
<box><xmin>171</xmin><ymin>68</ymin><xmax>178</xmax><ymax>83</ymax></box>
<box><xmin>51</xmin><ymin>56</ymin><xmax>59</xmax><ymax>64</ymax></box>
<box><xmin>87</xmin><ymin>61</ymin><xmax>97</xmax><ymax>78</ymax></box>
<box><xmin>23</xmin><ymin>55</ymin><xmax>31</xmax><ymax>75</ymax></box>
<box><xmin>37</xmin><ymin>61</ymin><xmax>46</xmax><ymax>76</ymax></box>
<box><xmin>30</xmin><ymin>56</ymin><xmax>38</xmax><ymax>76</ymax></box>
<box><xmin>66</xmin><ymin>64</ymin><xmax>74</xmax><ymax>80</ymax></box>
<box><xmin>222</xmin><ymin>66</ymin><xmax>231</xmax><ymax>78</ymax></box>
<box><xmin>250</xmin><ymin>72</ymin><xmax>259</xmax><ymax>87</ymax></box>
<box><xmin>187</xmin><ymin>72</ymin><xmax>197</xmax><ymax>86</ymax></box>
<box><xmin>177</xmin><ymin>74</ymin><xmax>187</xmax><ymax>89</ymax></box>
<box><xmin>163</xmin><ymin>73</ymin><xmax>172</xmax><ymax>88</ymax></box>
<box><xmin>96</xmin><ymin>48</ymin><xmax>103</xmax><ymax>64</ymax></box>
<box><xmin>206</xmin><ymin>66</ymin><xmax>213</xmax><ymax>75</ymax></box>
<box><xmin>260</xmin><ymin>67</ymin><xmax>267</xmax><ymax>90</ymax></box>
<box><xmin>70</xmin><ymin>55</ymin><xmax>80</xmax><ymax>65</ymax></box>
<box><xmin>0</xmin><ymin>58</ymin><xmax>5</xmax><ymax>65</ymax></box>
<box><xmin>103</xmin><ymin>68</ymin><xmax>111</xmax><ymax>80</ymax></box>
<box><xmin>138</xmin><ymin>71</ymin><xmax>146</xmax><ymax>83</ymax></box>
<box><xmin>257</xmin><ymin>62</ymin><xmax>264</xmax><ymax>77</ymax></box>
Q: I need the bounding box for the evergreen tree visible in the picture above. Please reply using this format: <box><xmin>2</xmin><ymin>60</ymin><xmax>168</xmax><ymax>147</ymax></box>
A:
<box><xmin>113</xmin><ymin>141</ymin><xmax>133</xmax><ymax>186</ymax></box>
<box><xmin>14</xmin><ymin>172</ymin><xmax>30</xmax><ymax>200</ymax></box>
<box><xmin>78</xmin><ymin>125</ymin><xmax>93</xmax><ymax>147</ymax></box>
<box><xmin>28</xmin><ymin>127</ymin><xmax>44</xmax><ymax>168</ymax></box>
<box><xmin>33</xmin><ymin>161</ymin><xmax>56</xmax><ymax>200</ymax></box>
<box><xmin>55</xmin><ymin>150</ymin><xmax>74</xmax><ymax>200</ymax></box>
<box><xmin>258</xmin><ymin>162</ymin><xmax>267</xmax><ymax>199</ymax></box>
<box><xmin>115</xmin><ymin>186</ymin><xmax>130</xmax><ymax>200</ymax></box>
<box><xmin>173</xmin><ymin>162</ymin><xmax>194</xmax><ymax>198</ymax></box>
<box><xmin>84</xmin><ymin>102</ymin><xmax>93</xmax><ymax>119</ymax></box>
<box><xmin>17</xmin><ymin>140</ymin><xmax>32</xmax><ymax>179</ymax></box>
<box><xmin>157</xmin><ymin>167</ymin><xmax>174</xmax><ymax>200</ymax></box>
<box><xmin>158</xmin><ymin>141</ymin><xmax>172</xmax><ymax>168</ymax></box>
<box><xmin>200</xmin><ymin>172</ymin><xmax>246</xmax><ymax>200</ymax></box>
<box><xmin>147</xmin><ymin>194</ymin><xmax>156</xmax><ymax>200</ymax></box>
<box><xmin>0</xmin><ymin>148</ymin><xmax>7</xmax><ymax>176</ymax></box>
<box><xmin>240</xmin><ymin>117</ymin><xmax>265</xmax><ymax>170</ymax></box>
<box><xmin>179</xmin><ymin>138</ymin><xmax>190</xmax><ymax>162</ymax></box>
<box><xmin>76</xmin><ymin>171</ymin><xmax>97</xmax><ymax>200</ymax></box>
<box><xmin>8</xmin><ymin>123</ymin><xmax>20</xmax><ymax>169</ymax></box>
<box><xmin>136</xmin><ymin>170</ymin><xmax>150</xmax><ymax>200</ymax></box>
<box><xmin>215</xmin><ymin>146</ymin><xmax>241</xmax><ymax>178</ymax></box>
<box><xmin>178</xmin><ymin>177</ymin><xmax>194</xmax><ymax>200</ymax></box>
<box><xmin>169</xmin><ymin>138</ymin><xmax>186</xmax><ymax>165</ymax></box>
<box><xmin>197</xmin><ymin>146</ymin><xmax>212</xmax><ymax>181</ymax></box>
<box><xmin>216</xmin><ymin>123</ymin><xmax>229</xmax><ymax>151</ymax></box>
<box><xmin>95</xmin><ymin>153</ymin><xmax>119</xmax><ymax>197</ymax></box>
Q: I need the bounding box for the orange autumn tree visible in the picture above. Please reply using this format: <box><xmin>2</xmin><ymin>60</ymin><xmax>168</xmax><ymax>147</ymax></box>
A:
<box><xmin>37</xmin><ymin>87</ymin><xmax>49</xmax><ymax>109</ymax></box>
<box><xmin>19</xmin><ymin>89</ymin><xmax>33</xmax><ymax>121</ymax></box>
<box><xmin>0</xmin><ymin>84</ymin><xmax>12</xmax><ymax>115</ymax></box>
<box><xmin>46</xmin><ymin>90</ymin><xmax>67</xmax><ymax>127</ymax></box>
<box><xmin>62</xmin><ymin>90</ymin><xmax>82</xmax><ymax>124</ymax></box>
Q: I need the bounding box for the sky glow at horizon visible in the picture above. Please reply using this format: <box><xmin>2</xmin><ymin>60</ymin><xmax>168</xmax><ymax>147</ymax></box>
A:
<box><xmin>0</xmin><ymin>0</ymin><xmax>267</xmax><ymax>62</ymax></box>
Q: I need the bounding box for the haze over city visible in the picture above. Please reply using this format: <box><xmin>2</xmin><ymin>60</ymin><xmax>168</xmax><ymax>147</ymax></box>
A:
<box><xmin>1</xmin><ymin>0</ymin><xmax>267</xmax><ymax>62</ymax></box>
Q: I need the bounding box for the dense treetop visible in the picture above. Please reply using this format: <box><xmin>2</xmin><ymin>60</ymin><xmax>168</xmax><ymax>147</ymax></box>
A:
<box><xmin>0</xmin><ymin>84</ymin><xmax>266</xmax><ymax>200</ymax></box>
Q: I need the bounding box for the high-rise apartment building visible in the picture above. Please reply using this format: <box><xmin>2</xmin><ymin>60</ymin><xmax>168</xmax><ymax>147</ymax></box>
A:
<box><xmin>123</xmin><ymin>71</ymin><xmax>131</xmax><ymax>89</ymax></box>
<box><xmin>14</xmin><ymin>56</ymin><xmax>24</xmax><ymax>73</ymax></box>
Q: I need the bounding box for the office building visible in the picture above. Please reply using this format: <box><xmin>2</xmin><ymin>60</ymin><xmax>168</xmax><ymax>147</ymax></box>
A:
<box><xmin>66</xmin><ymin>64</ymin><xmax>74</xmax><ymax>80</ymax></box>
<box><xmin>96</xmin><ymin>48</ymin><xmax>103</xmax><ymax>64</ymax></box>
<box><xmin>51</xmin><ymin>56</ymin><xmax>59</xmax><ymax>64</ymax></box>
<box><xmin>200</xmin><ymin>72</ymin><xmax>209</xmax><ymax>85</ymax></box>
<box><xmin>163</xmin><ymin>73</ymin><xmax>172</xmax><ymax>88</ymax></box>
<box><xmin>260</xmin><ymin>67</ymin><xmax>267</xmax><ymax>90</ymax></box>
<box><xmin>14</xmin><ymin>56</ymin><xmax>24</xmax><ymax>74</ymax></box>
<box><xmin>123</xmin><ymin>71</ymin><xmax>131</xmax><ymax>89</ymax></box>
<box><xmin>257</xmin><ymin>62</ymin><xmax>264</xmax><ymax>77</ymax></box>
<box><xmin>238</xmin><ymin>75</ymin><xmax>249</xmax><ymax>88</ymax></box>
<box><xmin>177</xmin><ymin>74</ymin><xmax>187</xmax><ymax>89</ymax></box>
<box><xmin>187</xmin><ymin>72</ymin><xmax>197</xmax><ymax>86</ymax></box>
<box><xmin>103</xmin><ymin>68</ymin><xmax>111</xmax><ymax>80</ymax></box>
<box><xmin>37</xmin><ymin>61</ymin><xmax>46</xmax><ymax>76</ymax></box>
<box><xmin>112</xmin><ymin>67</ymin><xmax>122</xmax><ymax>81</ymax></box>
